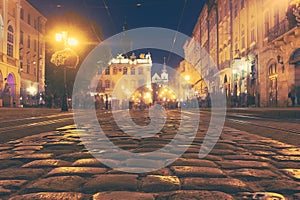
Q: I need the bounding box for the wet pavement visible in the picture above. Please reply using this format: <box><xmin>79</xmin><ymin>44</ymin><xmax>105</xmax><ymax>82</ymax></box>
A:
<box><xmin>0</xmin><ymin>109</ymin><xmax>299</xmax><ymax>199</ymax></box>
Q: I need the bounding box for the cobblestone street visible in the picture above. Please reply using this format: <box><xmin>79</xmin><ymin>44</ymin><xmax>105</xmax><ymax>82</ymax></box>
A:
<box><xmin>0</xmin><ymin>109</ymin><xmax>299</xmax><ymax>199</ymax></box>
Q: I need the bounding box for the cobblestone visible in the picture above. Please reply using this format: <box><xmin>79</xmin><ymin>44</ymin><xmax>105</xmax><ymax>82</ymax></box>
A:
<box><xmin>140</xmin><ymin>175</ymin><xmax>180</xmax><ymax>192</ymax></box>
<box><xmin>0</xmin><ymin>168</ymin><xmax>46</xmax><ymax>180</ymax></box>
<box><xmin>93</xmin><ymin>191</ymin><xmax>156</xmax><ymax>200</ymax></box>
<box><xmin>22</xmin><ymin>159</ymin><xmax>72</xmax><ymax>168</ymax></box>
<box><xmin>8</xmin><ymin>192</ymin><xmax>89</xmax><ymax>200</ymax></box>
<box><xmin>181</xmin><ymin>177</ymin><xmax>249</xmax><ymax>193</ymax></box>
<box><xmin>156</xmin><ymin>190</ymin><xmax>234</xmax><ymax>200</ymax></box>
<box><xmin>83</xmin><ymin>174</ymin><xmax>138</xmax><ymax>193</ymax></box>
<box><xmin>25</xmin><ymin>176</ymin><xmax>86</xmax><ymax>192</ymax></box>
<box><xmin>0</xmin><ymin>110</ymin><xmax>299</xmax><ymax>199</ymax></box>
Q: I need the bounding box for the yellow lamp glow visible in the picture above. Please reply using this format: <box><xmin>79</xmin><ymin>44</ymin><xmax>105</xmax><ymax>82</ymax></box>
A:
<box><xmin>68</xmin><ymin>38</ymin><xmax>78</xmax><ymax>46</ymax></box>
<box><xmin>56</xmin><ymin>33</ymin><xmax>63</xmax><ymax>42</ymax></box>
<box><xmin>185</xmin><ymin>75</ymin><xmax>190</xmax><ymax>81</ymax></box>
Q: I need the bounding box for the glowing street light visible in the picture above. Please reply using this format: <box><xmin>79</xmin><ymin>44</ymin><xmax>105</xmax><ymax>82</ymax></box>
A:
<box><xmin>51</xmin><ymin>31</ymin><xmax>79</xmax><ymax>112</ymax></box>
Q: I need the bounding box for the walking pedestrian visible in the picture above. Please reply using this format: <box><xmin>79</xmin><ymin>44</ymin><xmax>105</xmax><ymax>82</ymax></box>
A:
<box><xmin>289</xmin><ymin>84</ymin><xmax>296</xmax><ymax>106</ymax></box>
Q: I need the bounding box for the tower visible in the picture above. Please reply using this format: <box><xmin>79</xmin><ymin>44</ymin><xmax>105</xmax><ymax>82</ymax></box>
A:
<box><xmin>161</xmin><ymin>57</ymin><xmax>168</xmax><ymax>85</ymax></box>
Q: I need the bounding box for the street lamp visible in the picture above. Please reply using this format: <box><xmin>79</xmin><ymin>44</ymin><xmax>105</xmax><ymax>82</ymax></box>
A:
<box><xmin>51</xmin><ymin>31</ymin><xmax>78</xmax><ymax>112</ymax></box>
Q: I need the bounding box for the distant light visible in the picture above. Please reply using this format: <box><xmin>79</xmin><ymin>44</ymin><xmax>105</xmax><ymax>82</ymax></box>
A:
<box><xmin>136</xmin><ymin>3</ymin><xmax>142</xmax><ymax>7</ymax></box>
<box><xmin>57</xmin><ymin>4</ymin><xmax>61</xmax><ymax>8</ymax></box>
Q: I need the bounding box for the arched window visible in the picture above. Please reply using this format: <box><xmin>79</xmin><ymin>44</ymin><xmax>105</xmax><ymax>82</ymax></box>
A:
<box><xmin>123</xmin><ymin>67</ymin><xmax>127</xmax><ymax>75</ymax></box>
<box><xmin>130</xmin><ymin>67</ymin><xmax>135</xmax><ymax>75</ymax></box>
<box><xmin>289</xmin><ymin>48</ymin><xmax>300</xmax><ymax>64</ymax></box>
<box><xmin>268</xmin><ymin>63</ymin><xmax>277</xmax><ymax>75</ymax></box>
<box><xmin>105</xmin><ymin>66</ymin><xmax>110</xmax><ymax>75</ymax></box>
<box><xmin>113</xmin><ymin>67</ymin><xmax>118</xmax><ymax>75</ymax></box>
<box><xmin>7</xmin><ymin>25</ymin><xmax>14</xmax><ymax>57</ymax></box>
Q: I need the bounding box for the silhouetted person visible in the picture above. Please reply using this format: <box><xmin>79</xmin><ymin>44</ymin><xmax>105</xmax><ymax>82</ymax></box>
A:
<box><xmin>289</xmin><ymin>84</ymin><xmax>296</xmax><ymax>106</ymax></box>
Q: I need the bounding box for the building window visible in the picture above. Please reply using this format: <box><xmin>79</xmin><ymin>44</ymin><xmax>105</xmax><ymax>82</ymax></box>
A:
<box><xmin>20</xmin><ymin>55</ymin><xmax>23</xmax><ymax>69</ymax></box>
<box><xmin>241</xmin><ymin>25</ymin><xmax>245</xmax><ymax>49</ymax></box>
<box><xmin>34</xmin><ymin>18</ymin><xmax>37</xmax><ymax>29</ymax></box>
<box><xmin>269</xmin><ymin>63</ymin><xmax>277</xmax><ymax>75</ymax></box>
<box><xmin>234</xmin><ymin>36</ymin><xmax>238</xmax><ymax>53</ymax></box>
<box><xmin>27</xmin><ymin>59</ymin><xmax>30</xmax><ymax>74</ymax></box>
<box><xmin>138</xmin><ymin>67</ymin><xmax>143</xmax><ymax>75</ymax></box>
<box><xmin>27</xmin><ymin>14</ymin><xmax>31</xmax><ymax>25</ymax></box>
<box><xmin>105</xmin><ymin>80</ymin><xmax>110</xmax><ymax>88</ymax></box>
<box><xmin>113</xmin><ymin>67</ymin><xmax>117</xmax><ymax>75</ymax></box>
<box><xmin>105</xmin><ymin>66</ymin><xmax>110</xmax><ymax>75</ymax></box>
<box><xmin>123</xmin><ymin>67</ymin><xmax>127</xmax><ymax>75</ymax></box>
<box><xmin>34</xmin><ymin>67</ymin><xmax>36</xmax><ymax>76</ymax></box>
<box><xmin>20</xmin><ymin>31</ymin><xmax>24</xmax><ymax>45</ymax></box>
<box><xmin>27</xmin><ymin>35</ymin><xmax>31</xmax><ymax>48</ymax></box>
<box><xmin>251</xmin><ymin>21</ymin><xmax>256</xmax><ymax>42</ymax></box>
<box><xmin>38</xmin><ymin>22</ymin><xmax>43</xmax><ymax>33</ymax></box>
<box><xmin>234</xmin><ymin>3</ymin><xmax>238</xmax><ymax>18</ymax></box>
<box><xmin>241</xmin><ymin>0</ymin><xmax>245</xmax><ymax>9</ymax></box>
<box><xmin>34</xmin><ymin>39</ymin><xmax>37</xmax><ymax>52</ymax></box>
<box><xmin>264</xmin><ymin>11</ymin><xmax>270</xmax><ymax>37</ymax></box>
<box><xmin>130</xmin><ymin>67</ymin><xmax>135</xmax><ymax>75</ymax></box>
<box><xmin>7</xmin><ymin>25</ymin><xmax>14</xmax><ymax>57</ymax></box>
<box><xmin>20</xmin><ymin>8</ymin><xmax>24</xmax><ymax>20</ymax></box>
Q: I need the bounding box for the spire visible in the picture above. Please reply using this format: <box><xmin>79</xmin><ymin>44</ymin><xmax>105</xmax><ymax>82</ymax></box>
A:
<box><xmin>123</xmin><ymin>16</ymin><xmax>128</xmax><ymax>32</ymax></box>
<box><xmin>162</xmin><ymin>57</ymin><xmax>167</xmax><ymax>73</ymax></box>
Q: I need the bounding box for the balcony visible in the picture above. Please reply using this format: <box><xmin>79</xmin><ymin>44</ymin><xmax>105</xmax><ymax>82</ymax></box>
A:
<box><xmin>268</xmin><ymin>19</ymin><xmax>297</xmax><ymax>43</ymax></box>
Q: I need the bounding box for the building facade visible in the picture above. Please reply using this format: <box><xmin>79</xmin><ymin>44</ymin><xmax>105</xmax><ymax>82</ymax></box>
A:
<box><xmin>19</xmin><ymin>0</ymin><xmax>46</xmax><ymax>106</ymax></box>
<box><xmin>0</xmin><ymin>0</ymin><xmax>46</xmax><ymax>107</ymax></box>
<box><xmin>0</xmin><ymin>0</ymin><xmax>21</xmax><ymax>107</ymax></box>
<box><xmin>184</xmin><ymin>0</ymin><xmax>300</xmax><ymax>107</ymax></box>
<box><xmin>94</xmin><ymin>53</ymin><xmax>152</xmax><ymax>108</ymax></box>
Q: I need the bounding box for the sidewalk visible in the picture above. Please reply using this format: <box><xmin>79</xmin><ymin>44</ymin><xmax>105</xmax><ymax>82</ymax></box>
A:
<box><xmin>226</xmin><ymin>107</ymin><xmax>300</xmax><ymax>119</ymax></box>
<box><xmin>0</xmin><ymin>108</ymin><xmax>66</xmax><ymax>120</ymax></box>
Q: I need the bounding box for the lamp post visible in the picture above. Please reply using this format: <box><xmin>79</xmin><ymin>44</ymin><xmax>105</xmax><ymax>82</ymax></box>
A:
<box><xmin>51</xmin><ymin>31</ymin><xmax>78</xmax><ymax>112</ymax></box>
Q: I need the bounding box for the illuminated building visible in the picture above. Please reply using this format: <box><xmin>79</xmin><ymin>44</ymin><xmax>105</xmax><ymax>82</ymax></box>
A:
<box><xmin>94</xmin><ymin>52</ymin><xmax>152</xmax><ymax>108</ymax></box>
<box><xmin>19</xmin><ymin>0</ymin><xmax>46</xmax><ymax>106</ymax></box>
<box><xmin>185</xmin><ymin>0</ymin><xmax>300</xmax><ymax>107</ymax></box>
<box><xmin>0</xmin><ymin>0</ymin><xmax>46</xmax><ymax>107</ymax></box>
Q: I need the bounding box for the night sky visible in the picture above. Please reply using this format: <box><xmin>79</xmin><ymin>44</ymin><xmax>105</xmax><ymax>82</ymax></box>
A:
<box><xmin>28</xmin><ymin>0</ymin><xmax>206</xmax><ymax>69</ymax></box>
